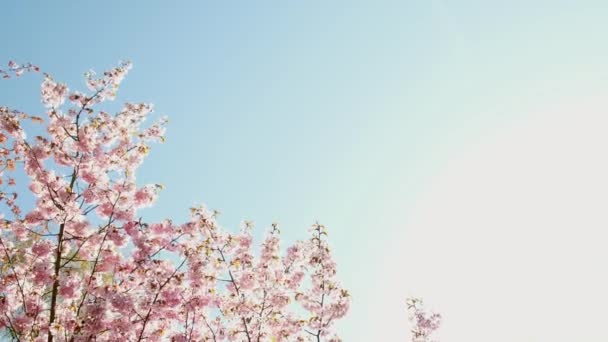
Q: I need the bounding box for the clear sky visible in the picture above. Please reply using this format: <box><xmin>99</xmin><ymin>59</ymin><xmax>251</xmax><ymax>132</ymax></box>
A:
<box><xmin>3</xmin><ymin>1</ymin><xmax>608</xmax><ymax>340</ymax></box>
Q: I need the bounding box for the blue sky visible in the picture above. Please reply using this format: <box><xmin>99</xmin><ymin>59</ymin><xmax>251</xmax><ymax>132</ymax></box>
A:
<box><xmin>3</xmin><ymin>1</ymin><xmax>608</xmax><ymax>340</ymax></box>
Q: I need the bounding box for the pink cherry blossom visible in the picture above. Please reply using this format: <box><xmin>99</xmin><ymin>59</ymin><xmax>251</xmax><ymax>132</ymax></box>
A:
<box><xmin>31</xmin><ymin>240</ymin><xmax>53</xmax><ymax>257</ymax></box>
<box><xmin>407</xmin><ymin>297</ymin><xmax>442</xmax><ymax>342</ymax></box>
<box><xmin>0</xmin><ymin>61</ymin><xmax>39</xmax><ymax>79</ymax></box>
<box><xmin>0</xmin><ymin>61</ymin><xmax>350</xmax><ymax>342</ymax></box>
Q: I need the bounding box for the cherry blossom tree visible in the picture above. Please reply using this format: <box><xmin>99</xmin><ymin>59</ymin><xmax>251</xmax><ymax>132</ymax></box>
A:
<box><xmin>0</xmin><ymin>61</ymin><xmax>350</xmax><ymax>342</ymax></box>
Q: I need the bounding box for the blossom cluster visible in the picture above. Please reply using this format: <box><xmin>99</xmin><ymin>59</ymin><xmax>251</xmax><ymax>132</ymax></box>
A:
<box><xmin>0</xmin><ymin>62</ymin><xmax>350</xmax><ymax>341</ymax></box>
<box><xmin>0</xmin><ymin>60</ymin><xmax>39</xmax><ymax>79</ymax></box>
<box><xmin>406</xmin><ymin>297</ymin><xmax>441</xmax><ymax>342</ymax></box>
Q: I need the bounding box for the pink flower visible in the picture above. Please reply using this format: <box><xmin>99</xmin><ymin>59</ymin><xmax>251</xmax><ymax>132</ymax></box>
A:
<box><xmin>41</xmin><ymin>75</ymin><xmax>68</xmax><ymax>108</ymax></box>
<box><xmin>59</xmin><ymin>281</ymin><xmax>78</xmax><ymax>299</ymax></box>
<box><xmin>32</xmin><ymin>241</ymin><xmax>52</xmax><ymax>257</ymax></box>
<box><xmin>32</xmin><ymin>263</ymin><xmax>53</xmax><ymax>285</ymax></box>
<box><xmin>407</xmin><ymin>297</ymin><xmax>441</xmax><ymax>341</ymax></box>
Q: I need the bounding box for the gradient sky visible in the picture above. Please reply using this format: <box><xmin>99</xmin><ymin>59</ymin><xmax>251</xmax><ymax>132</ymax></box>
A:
<box><xmin>3</xmin><ymin>1</ymin><xmax>608</xmax><ymax>341</ymax></box>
